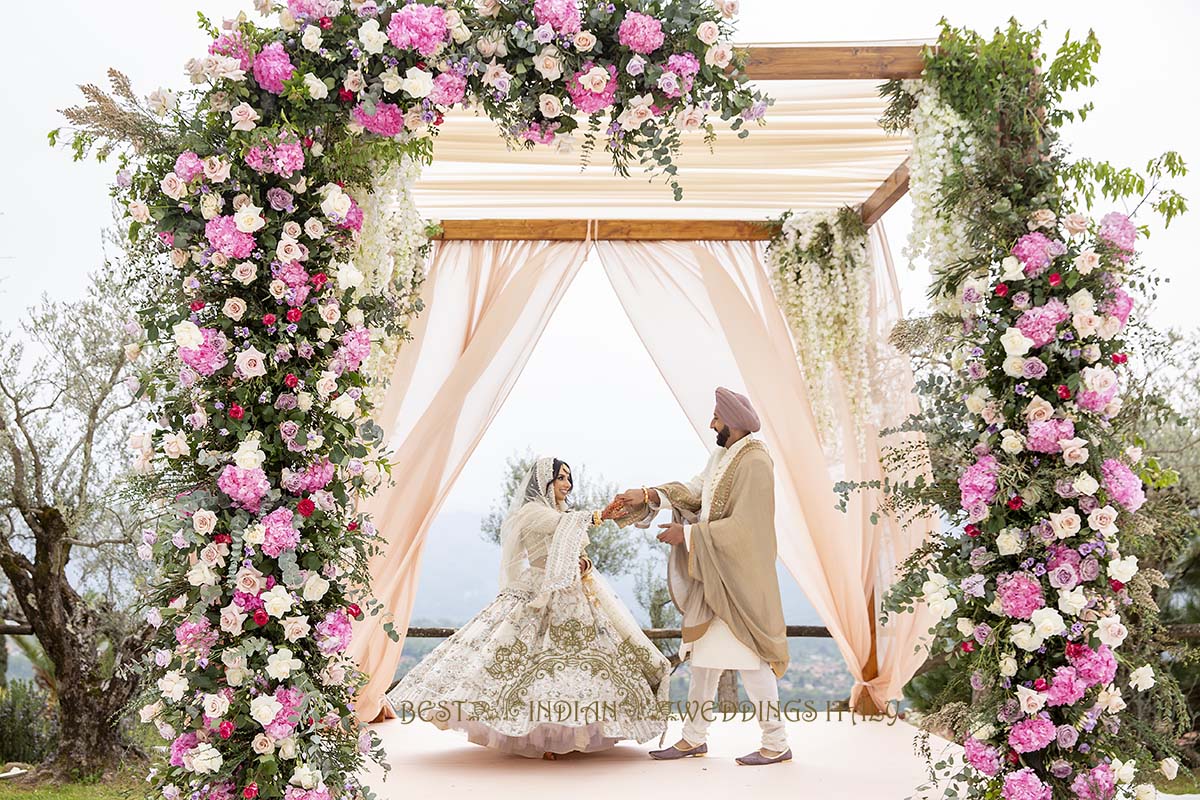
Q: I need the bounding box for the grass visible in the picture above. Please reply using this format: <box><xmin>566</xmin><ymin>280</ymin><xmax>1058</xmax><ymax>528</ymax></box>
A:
<box><xmin>1159</xmin><ymin>769</ymin><xmax>1200</xmax><ymax>795</ymax></box>
<box><xmin>0</xmin><ymin>778</ymin><xmax>138</xmax><ymax>800</ymax></box>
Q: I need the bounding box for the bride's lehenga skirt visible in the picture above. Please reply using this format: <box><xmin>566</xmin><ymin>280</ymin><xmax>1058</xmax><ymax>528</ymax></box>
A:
<box><xmin>385</xmin><ymin>567</ymin><xmax>673</xmax><ymax>758</ymax></box>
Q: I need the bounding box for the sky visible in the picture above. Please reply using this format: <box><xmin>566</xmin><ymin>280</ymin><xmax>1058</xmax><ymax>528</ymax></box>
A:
<box><xmin>1</xmin><ymin>0</ymin><xmax>1197</xmax><ymax>518</ymax></box>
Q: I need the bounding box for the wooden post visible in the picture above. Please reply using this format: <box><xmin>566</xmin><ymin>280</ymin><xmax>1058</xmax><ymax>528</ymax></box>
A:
<box><xmin>717</xmin><ymin>669</ymin><xmax>739</xmax><ymax>711</ymax></box>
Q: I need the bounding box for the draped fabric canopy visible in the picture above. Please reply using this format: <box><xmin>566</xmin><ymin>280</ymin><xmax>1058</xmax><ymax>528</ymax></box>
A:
<box><xmin>414</xmin><ymin>75</ymin><xmax>912</xmax><ymax>219</ymax></box>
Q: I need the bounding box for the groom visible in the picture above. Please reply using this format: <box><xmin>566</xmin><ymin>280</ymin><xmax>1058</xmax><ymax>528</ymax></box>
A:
<box><xmin>608</xmin><ymin>387</ymin><xmax>791</xmax><ymax>766</ymax></box>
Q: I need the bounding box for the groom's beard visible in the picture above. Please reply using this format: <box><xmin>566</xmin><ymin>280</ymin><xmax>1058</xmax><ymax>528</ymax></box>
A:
<box><xmin>715</xmin><ymin>425</ymin><xmax>731</xmax><ymax>447</ymax></box>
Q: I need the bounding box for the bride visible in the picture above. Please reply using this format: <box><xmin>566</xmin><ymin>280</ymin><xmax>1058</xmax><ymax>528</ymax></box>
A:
<box><xmin>385</xmin><ymin>456</ymin><xmax>672</xmax><ymax>758</ymax></box>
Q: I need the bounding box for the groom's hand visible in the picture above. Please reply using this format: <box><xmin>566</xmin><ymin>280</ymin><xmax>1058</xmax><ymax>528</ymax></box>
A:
<box><xmin>657</xmin><ymin>523</ymin><xmax>685</xmax><ymax>546</ymax></box>
<box><xmin>617</xmin><ymin>489</ymin><xmax>645</xmax><ymax>507</ymax></box>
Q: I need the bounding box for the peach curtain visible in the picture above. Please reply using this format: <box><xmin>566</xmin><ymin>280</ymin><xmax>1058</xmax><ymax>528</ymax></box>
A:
<box><xmin>348</xmin><ymin>236</ymin><xmax>592</xmax><ymax>723</ymax></box>
<box><xmin>594</xmin><ymin>228</ymin><xmax>937</xmax><ymax>712</ymax></box>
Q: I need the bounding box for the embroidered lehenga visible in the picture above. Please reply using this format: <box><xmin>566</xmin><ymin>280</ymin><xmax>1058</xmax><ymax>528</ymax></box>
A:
<box><xmin>385</xmin><ymin>457</ymin><xmax>672</xmax><ymax>757</ymax></box>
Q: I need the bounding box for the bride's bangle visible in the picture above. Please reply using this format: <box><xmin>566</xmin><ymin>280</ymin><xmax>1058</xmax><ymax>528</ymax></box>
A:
<box><xmin>592</xmin><ymin>510</ymin><xmax>602</xmax><ymax>527</ymax></box>
<box><xmin>642</xmin><ymin>486</ymin><xmax>650</xmax><ymax>505</ymax></box>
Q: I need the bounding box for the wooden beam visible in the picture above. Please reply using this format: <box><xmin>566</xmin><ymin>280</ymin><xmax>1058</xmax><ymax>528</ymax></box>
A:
<box><xmin>859</xmin><ymin>158</ymin><xmax>910</xmax><ymax>227</ymax></box>
<box><xmin>742</xmin><ymin>44</ymin><xmax>926</xmax><ymax>81</ymax></box>
<box><xmin>435</xmin><ymin>218</ymin><xmax>778</xmax><ymax>241</ymax></box>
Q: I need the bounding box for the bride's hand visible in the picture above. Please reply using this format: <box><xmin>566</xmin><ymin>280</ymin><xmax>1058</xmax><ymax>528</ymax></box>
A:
<box><xmin>600</xmin><ymin>498</ymin><xmax>625</xmax><ymax>520</ymax></box>
<box><xmin>578</xmin><ymin>555</ymin><xmax>593</xmax><ymax>575</ymax></box>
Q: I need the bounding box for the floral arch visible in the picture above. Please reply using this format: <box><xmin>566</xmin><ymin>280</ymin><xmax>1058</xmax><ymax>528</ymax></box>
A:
<box><xmin>57</xmin><ymin>2</ymin><xmax>1192</xmax><ymax>800</ymax></box>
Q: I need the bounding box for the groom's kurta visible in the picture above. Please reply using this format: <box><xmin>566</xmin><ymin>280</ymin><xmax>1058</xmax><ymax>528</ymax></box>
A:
<box><xmin>650</xmin><ymin>435</ymin><xmax>789</xmax><ymax>679</ymax></box>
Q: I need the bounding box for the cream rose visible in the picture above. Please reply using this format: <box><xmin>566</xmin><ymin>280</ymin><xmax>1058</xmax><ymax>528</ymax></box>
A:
<box><xmin>696</xmin><ymin>20</ymin><xmax>720</xmax><ymax>45</ymax></box>
<box><xmin>538</xmin><ymin>94</ymin><xmax>563</xmax><ymax>118</ymax></box>
<box><xmin>705</xmin><ymin>42</ymin><xmax>734</xmax><ymax>68</ymax></box>
<box><xmin>235</xmin><ymin>346</ymin><xmax>268</xmax><ymax>379</ymax></box>
<box><xmin>573</xmin><ymin>30</ymin><xmax>596</xmax><ymax>51</ymax></box>
<box><xmin>192</xmin><ymin>508</ymin><xmax>218</xmax><ymax>535</ymax></box>
<box><xmin>1074</xmin><ymin>249</ymin><xmax>1101</xmax><ymax>275</ymax></box>
<box><xmin>160</xmin><ymin>172</ymin><xmax>187</xmax><ymax>201</ymax></box>
<box><xmin>534</xmin><ymin>47</ymin><xmax>563</xmax><ymax>81</ymax></box>
<box><xmin>230</xmin><ymin>103</ymin><xmax>260</xmax><ymax>131</ymax></box>
<box><xmin>1059</xmin><ymin>437</ymin><xmax>1090</xmax><ymax>466</ymax></box>
<box><xmin>232</xmin><ymin>261</ymin><xmax>258</xmax><ymax>285</ymax></box>
<box><xmin>234</xmin><ymin>204</ymin><xmax>266</xmax><ymax>233</ymax></box>
<box><xmin>581</xmin><ymin>65</ymin><xmax>610</xmax><ymax>92</ymax></box>
<box><xmin>222</xmin><ymin>297</ymin><xmax>247</xmax><ymax>321</ymax></box>
<box><xmin>304</xmin><ymin>72</ymin><xmax>329</xmax><ymax>100</ymax></box>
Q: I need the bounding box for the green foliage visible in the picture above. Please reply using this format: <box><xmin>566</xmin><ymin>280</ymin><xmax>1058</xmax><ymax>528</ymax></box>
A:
<box><xmin>0</xmin><ymin>680</ymin><xmax>59</xmax><ymax>765</ymax></box>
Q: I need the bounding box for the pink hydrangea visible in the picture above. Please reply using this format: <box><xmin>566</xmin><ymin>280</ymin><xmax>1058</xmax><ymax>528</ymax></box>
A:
<box><xmin>533</xmin><ymin>0</ymin><xmax>582</xmax><ymax>34</ymax></box>
<box><xmin>1025</xmin><ymin>417</ymin><xmax>1075</xmax><ymax>453</ymax></box>
<box><xmin>179</xmin><ymin>328</ymin><xmax>230</xmax><ymax>376</ymax></box>
<box><xmin>1099</xmin><ymin>286</ymin><xmax>1133</xmax><ymax>325</ymax></box>
<box><xmin>282</xmin><ymin>458</ymin><xmax>335</xmax><ymax>494</ymax></box>
<box><xmin>1008</xmin><ymin>716</ymin><xmax>1056</xmax><ymax>753</ymax></box>
<box><xmin>205</xmin><ymin>215</ymin><xmax>256</xmax><ymax>259</ymax></box>
<box><xmin>1011</xmin><ymin>231</ymin><xmax>1066</xmax><ymax>277</ymax></box>
<box><xmin>169</xmin><ymin>731</ymin><xmax>199</xmax><ymax>767</ymax></box>
<box><xmin>218</xmin><ymin>464</ymin><xmax>271</xmax><ymax>513</ymax></box>
<box><xmin>265</xmin><ymin>685</ymin><xmax>305</xmax><ymax>739</ymax></box>
<box><xmin>996</xmin><ymin>571</ymin><xmax>1045</xmax><ymax>620</ymax></box>
<box><xmin>1101</xmin><ymin>458</ymin><xmax>1145</xmax><ymax>512</ymax></box>
<box><xmin>287</xmin><ymin>0</ymin><xmax>326</xmax><ymax>18</ymax></box>
<box><xmin>567</xmin><ymin>62</ymin><xmax>619</xmax><ymax>114</ymax></box>
<box><xmin>1071</xmin><ymin>763</ymin><xmax>1117</xmax><ymax>800</ymax></box>
<box><xmin>253</xmin><ymin>42</ymin><xmax>296</xmax><ymax>95</ymax></box>
<box><xmin>429</xmin><ymin>71</ymin><xmax>467</xmax><ymax>106</ymax></box>
<box><xmin>174</xmin><ymin>618</ymin><xmax>218</xmax><ymax>656</ymax></box>
<box><xmin>331</xmin><ymin>326</ymin><xmax>372</xmax><ymax>375</ymax></box>
<box><xmin>1002</xmin><ymin>768</ymin><xmax>1053</xmax><ymax>800</ymax></box>
<box><xmin>618</xmin><ymin>11</ymin><xmax>665</xmax><ymax>54</ymax></box>
<box><xmin>387</xmin><ymin>3</ymin><xmax>448</xmax><ymax>56</ymax></box>
<box><xmin>352</xmin><ymin>102</ymin><xmax>406</xmax><ymax>137</ymax></box>
<box><xmin>210</xmin><ymin>32</ymin><xmax>253</xmax><ymax>71</ymax></box>
<box><xmin>958</xmin><ymin>453</ymin><xmax>998</xmax><ymax>514</ymax></box>
<box><xmin>315</xmin><ymin>609</ymin><xmax>353</xmax><ymax>654</ymax></box>
<box><xmin>667</xmin><ymin>52</ymin><xmax>702</xmax><ymax>77</ymax></box>
<box><xmin>1067</xmin><ymin>643</ymin><xmax>1118</xmax><ymax>687</ymax></box>
<box><xmin>277</xmin><ymin>261</ymin><xmax>310</xmax><ymax>287</ymax></box>
<box><xmin>1045</xmin><ymin>665</ymin><xmax>1088</xmax><ymax>707</ymax></box>
<box><xmin>261</xmin><ymin>506</ymin><xmax>301</xmax><ymax>557</ymax></box>
<box><xmin>1098</xmin><ymin>212</ymin><xmax>1136</xmax><ymax>253</ymax></box>
<box><xmin>962</xmin><ymin>736</ymin><xmax>1001</xmax><ymax>776</ymax></box>
<box><xmin>244</xmin><ymin>133</ymin><xmax>306</xmax><ymax>178</ymax></box>
<box><xmin>1016</xmin><ymin>299</ymin><xmax>1071</xmax><ymax>347</ymax></box>
<box><xmin>340</xmin><ymin>198</ymin><xmax>364</xmax><ymax>232</ymax></box>
<box><xmin>174</xmin><ymin>151</ymin><xmax>205</xmax><ymax>182</ymax></box>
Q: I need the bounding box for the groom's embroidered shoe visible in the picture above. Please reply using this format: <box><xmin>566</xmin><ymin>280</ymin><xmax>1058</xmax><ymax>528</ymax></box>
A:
<box><xmin>648</xmin><ymin>741</ymin><xmax>708</xmax><ymax>760</ymax></box>
<box><xmin>735</xmin><ymin>748</ymin><xmax>792</xmax><ymax>766</ymax></box>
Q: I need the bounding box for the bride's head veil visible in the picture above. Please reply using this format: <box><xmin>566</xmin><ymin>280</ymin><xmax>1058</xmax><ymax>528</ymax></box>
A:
<box><xmin>497</xmin><ymin>456</ymin><xmax>559</xmax><ymax>590</ymax></box>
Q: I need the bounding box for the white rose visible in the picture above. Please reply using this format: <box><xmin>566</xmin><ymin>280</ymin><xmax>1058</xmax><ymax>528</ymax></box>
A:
<box><xmin>1000</xmin><ymin>429</ymin><xmax>1025</xmax><ymax>455</ymax></box>
<box><xmin>1087</xmin><ymin>505</ymin><xmax>1119</xmax><ymax>536</ymax></box>
<box><xmin>1074</xmin><ymin>249</ymin><xmax>1101</xmax><ymax>275</ymax></box>
<box><xmin>243</xmin><ymin>524</ymin><xmax>266</xmax><ymax>547</ymax></box>
<box><xmin>277</xmin><ymin>238</ymin><xmax>304</xmax><ymax>263</ymax></box>
<box><xmin>157</xmin><ymin>671</ymin><xmax>188</xmax><ymax>702</ymax></box>
<box><xmin>1097</xmin><ymin>683</ymin><xmax>1126</xmax><ymax>713</ymax></box>
<box><xmin>538</xmin><ymin>94</ymin><xmax>563</xmax><ymax>118</ymax></box>
<box><xmin>230</xmin><ymin>103</ymin><xmax>260</xmax><ymax>131</ymax></box>
<box><xmin>318</xmin><ymin>302</ymin><xmax>341</xmax><ymax>325</ymax></box>
<box><xmin>717</xmin><ymin>0</ymin><xmax>740</xmax><ymax>17</ymax></box>
<box><xmin>304</xmin><ymin>72</ymin><xmax>329</xmax><ymax>100</ymax></box>
<box><xmin>320</xmin><ymin>184</ymin><xmax>352</xmax><ymax>220</ymax></box>
<box><xmin>582</xmin><ymin>65</ymin><xmax>610</xmax><ymax>92</ymax></box>
<box><xmin>1049</xmin><ymin>507</ymin><xmax>1081</xmax><ymax>539</ymax></box>
<box><xmin>675</xmin><ymin>105</ymin><xmax>706</xmax><ymax>132</ymax></box>
<box><xmin>336</xmin><ymin>263</ymin><xmax>364</xmax><ymax>291</ymax></box>
<box><xmin>330</xmin><ymin>393</ymin><xmax>357</xmax><ymax>420</ymax></box>
<box><xmin>996</xmin><ymin>529</ymin><xmax>1023</xmax><ymax>556</ymax></box>
<box><xmin>161</xmin><ymin>431</ymin><xmax>191</xmax><ymax>460</ymax></box>
<box><xmin>262</xmin><ymin>585</ymin><xmax>294</xmax><ymax>618</ymax></box>
<box><xmin>190</xmin><ymin>743</ymin><xmax>223</xmax><ymax>774</ymax></box>
<box><xmin>343</xmin><ymin>69</ymin><xmax>365</xmax><ymax>93</ymax></box>
<box><xmin>297</xmin><ymin>391</ymin><xmax>313</xmax><ymax>412</ymax></box>
<box><xmin>1160</xmin><ymin>758</ymin><xmax>1179</xmax><ymax>781</ymax></box>
<box><xmin>187</xmin><ymin>560</ymin><xmax>218</xmax><ymax>587</ymax></box>
<box><xmin>219</xmin><ymin>603</ymin><xmax>247</xmax><ymax>636</ymax></box>
<box><xmin>192</xmin><ymin>508</ymin><xmax>218</xmax><ymax>535</ymax></box>
<box><xmin>696</xmin><ymin>20</ymin><xmax>720</xmax><ymax>45</ymax></box>
<box><xmin>252</xmin><ymin>734</ymin><xmax>275</xmax><ymax>755</ymax></box>
<box><xmin>234</xmin><ymin>204</ymin><xmax>266</xmax><ymax>233</ymax></box>
<box><xmin>281</xmin><ymin>615</ymin><xmax>311</xmax><ymax>641</ymax></box>
<box><xmin>533</xmin><ymin>46</ymin><xmax>563</xmax><ymax>81</ymax></box>
<box><xmin>140</xmin><ymin>700</ymin><xmax>164</xmax><ymax>723</ymax></box>
<box><xmin>301</xmin><ymin>24</ymin><xmax>323</xmax><ymax>51</ymax></box>
<box><xmin>1134</xmin><ymin>785</ymin><xmax>1157</xmax><ymax>800</ymax></box>
<box><xmin>380</xmin><ymin>67</ymin><xmax>403</xmax><ymax>94</ymax></box>
<box><xmin>266</xmin><ymin>648</ymin><xmax>303</xmax><ymax>680</ymax></box>
<box><xmin>203</xmin><ymin>692</ymin><xmax>230</xmax><ymax>719</ymax></box>
<box><xmin>1111</xmin><ymin>758</ymin><xmax>1137</xmax><ymax>785</ymax></box>
<box><xmin>965</xmin><ymin>387</ymin><xmax>990</xmax><ymax>415</ymax></box>
<box><xmin>1129</xmin><ymin>664</ymin><xmax>1155</xmax><ymax>692</ymax></box>
<box><xmin>234</xmin><ymin>437</ymin><xmax>266</xmax><ymax>469</ymax></box>
<box><xmin>1096</xmin><ymin>615</ymin><xmax>1129</xmax><ymax>648</ymax></box>
<box><xmin>315</xmin><ymin>373</ymin><xmax>337</xmax><ymax>399</ymax></box>
<box><xmin>232</xmin><ymin>261</ymin><xmax>258</xmax><ymax>285</ymax></box>
<box><xmin>1016</xmin><ymin>684</ymin><xmax>1046</xmax><ymax>715</ymax></box>
<box><xmin>998</xmin><ymin>655</ymin><xmax>1018</xmax><ymax>677</ymax></box>
<box><xmin>1073</xmin><ymin>472</ymin><xmax>1100</xmax><ymax>496</ymax></box>
<box><xmin>1000</xmin><ymin>327</ymin><xmax>1034</xmax><ymax>356</ymax></box>
<box><xmin>1060</xmin><ymin>437</ymin><xmax>1090</xmax><ymax>466</ymax></box>
<box><xmin>1068</xmin><ymin>288</ymin><xmax>1096</xmax><ymax>315</ymax></box>
<box><xmin>1107</xmin><ymin>554</ymin><xmax>1139</xmax><ymax>583</ymax></box>
<box><xmin>1002</xmin><ymin>355</ymin><xmax>1026</xmax><ymax>378</ymax></box>
<box><xmin>358</xmin><ymin>18</ymin><xmax>389</xmax><ymax>54</ymax></box>
<box><xmin>173</xmin><ymin>320</ymin><xmax>204</xmax><ymax>349</ymax></box>
<box><xmin>200</xmin><ymin>193</ymin><xmax>224</xmax><ymax>220</ymax></box>
<box><xmin>573</xmin><ymin>30</ymin><xmax>596</xmax><ymax>51</ymax></box>
<box><xmin>236</xmin><ymin>346</ymin><xmax>268</xmax><ymax>380</ymax></box>
<box><xmin>402</xmin><ymin>66</ymin><xmax>434</xmax><ymax>98</ymax></box>
<box><xmin>999</xmin><ymin>255</ymin><xmax>1025</xmax><ymax>281</ymax></box>
<box><xmin>955</xmin><ymin>617</ymin><xmax>975</xmax><ymax>637</ymax></box>
<box><xmin>705</xmin><ymin>42</ymin><xmax>734</xmax><ymax>68</ymax></box>
<box><xmin>278</xmin><ymin>738</ymin><xmax>298</xmax><ymax>760</ymax></box>
<box><xmin>1030</xmin><ymin>607</ymin><xmax>1067</xmax><ymax>639</ymax></box>
<box><xmin>304</xmin><ymin>218</ymin><xmax>325</xmax><ymax>239</ymax></box>
<box><xmin>128</xmin><ymin>200</ymin><xmax>152</xmax><ymax>223</ymax></box>
<box><xmin>1058</xmin><ymin>586</ymin><xmax>1087</xmax><ymax>616</ymax></box>
<box><xmin>303</xmin><ymin>572</ymin><xmax>330</xmax><ymax>601</ymax></box>
<box><xmin>250</xmin><ymin>695</ymin><xmax>284</xmax><ymax>727</ymax></box>
<box><xmin>1009</xmin><ymin>623</ymin><xmax>1044</xmax><ymax>652</ymax></box>
<box><xmin>290</xmin><ymin>765</ymin><xmax>320</xmax><ymax>790</ymax></box>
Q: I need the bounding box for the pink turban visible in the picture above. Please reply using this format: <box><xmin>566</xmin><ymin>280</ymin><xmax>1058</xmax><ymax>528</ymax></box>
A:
<box><xmin>714</xmin><ymin>386</ymin><xmax>760</xmax><ymax>433</ymax></box>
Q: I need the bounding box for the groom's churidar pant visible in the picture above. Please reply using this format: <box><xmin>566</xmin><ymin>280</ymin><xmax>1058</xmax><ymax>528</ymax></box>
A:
<box><xmin>681</xmin><ymin>662</ymin><xmax>789</xmax><ymax>752</ymax></box>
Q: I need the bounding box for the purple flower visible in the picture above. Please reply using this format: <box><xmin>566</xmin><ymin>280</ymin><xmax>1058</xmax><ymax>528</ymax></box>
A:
<box><xmin>267</xmin><ymin>187</ymin><xmax>295</xmax><ymax>212</ymax></box>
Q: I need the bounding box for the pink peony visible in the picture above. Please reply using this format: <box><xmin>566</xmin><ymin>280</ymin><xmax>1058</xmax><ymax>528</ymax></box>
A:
<box><xmin>261</xmin><ymin>506</ymin><xmax>301</xmax><ymax>557</ymax></box>
<box><xmin>1098</xmin><ymin>212</ymin><xmax>1136</xmax><ymax>253</ymax></box>
<box><xmin>996</xmin><ymin>571</ymin><xmax>1045</xmax><ymax>620</ymax></box>
<box><xmin>567</xmin><ymin>62</ymin><xmax>619</xmax><ymax>114</ymax></box>
<box><xmin>1008</xmin><ymin>716</ymin><xmax>1056</xmax><ymax>753</ymax></box>
<box><xmin>429</xmin><ymin>71</ymin><xmax>467</xmax><ymax>107</ymax></box>
<box><xmin>1100</xmin><ymin>458</ymin><xmax>1145</xmax><ymax>512</ymax></box>
<box><xmin>387</xmin><ymin>3</ymin><xmax>448</xmax><ymax>56</ymax></box>
<box><xmin>218</xmin><ymin>464</ymin><xmax>271</xmax><ymax>513</ymax></box>
<box><xmin>179</xmin><ymin>327</ymin><xmax>230</xmax><ymax>376</ymax></box>
<box><xmin>618</xmin><ymin>11</ymin><xmax>665</xmax><ymax>54</ymax></box>
<box><xmin>253</xmin><ymin>42</ymin><xmax>296</xmax><ymax>95</ymax></box>
<box><xmin>205</xmin><ymin>215</ymin><xmax>257</xmax><ymax>259</ymax></box>
<box><xmin>958</xmin><ymin>454</ymin><xmax>999</xmax><ymax>514</ymax></box>
<box><xmin>1071</xmin><ymin>763</ymin><xmax>1117</xmax><ymax>800</ymax></box>
<box><xmin>1002</xmin><ymin>768</ymin><xmax>1053</xmax><ymax>800</ymax></box>
<box><xmin>1025</xmin><ymin>417</ymin><xmax>1075</xmax><ymax>453</ymax></box>
<box><xmin>352</xmin><ymin>102</ymin><xmax>406</xmax><ymax>137</ymax></box>
<box><xmin>963</xmin><ymin>736</ymin><xmax>1001</xmax><ymax>776</ymax></box>
<box><xmin>533</xmin><ymin>0</ymin><xmax>582</xmax><ymax>34</ymax></box>
<box><xmin>1011</xmin><ymin>231</ymin><xmax>1066</xmax><ymax>277</ymax></box>
<box><xmin>1045</xmin><ymin>665</ymin><xmax>1088</xmax><ymax>707</ymax></box>
<box><xmin>1016</xmin><ymin>299</ymin><xmax>1071</xmax><ymax>348</ymax></box>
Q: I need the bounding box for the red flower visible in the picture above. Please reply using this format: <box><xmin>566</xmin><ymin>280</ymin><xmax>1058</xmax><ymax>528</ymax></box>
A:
<box><xmin>1111</xmin><ymin>352</ymin><xmax>1128</xmax><ymax>364</ymax></box>
<box><xmin>253</xmin><ymin>609</ymin><xmax>269</xmax><ymax>626</ymax></box>
<box><xmin>994</xmin><ymin>283</ymin><xmax>1009</xmax><ymax>298</ymax></box>
<box><xmin>964</xmin><ymin>524</ymin><xmax>981</xmax><ymax>538</ymax></box>
<box><xmin>190</xmin><ymin>300</ymin><xmax>206</xmax><ymax>312</ymax></box>
<box><xmin>228</xmin><ymin>403</ymin><xmax>245</xmax><ymax>421</ymax></box>
<box><xmin>338</xmin><ymin>87</ymin><xmax>355</xmax><ymax>102</ymax></box>
<box><xmin>434</xmin><ymin>111</ymin><xmax>445</xmax><ymax>126</ymax></box>
<box><xmin>1048</xmin><ymin>272</ymin><xmax>1062</xmax><ymax>287</ymax></box>
<box><xmin>297</xmin><ymin>498</ymin><xmax>316</xmax><ymax>517</ymax></box>
<box><xmin>1056</xmin><ymin>384</ymin><xmax>1072</xmax><ymax>400</ymax></box>
<box><xmin>304</xmin><ymin>136</ymin><xmax>314</xmax><ymax>148</ymax></box>
<box><xmin>243</xmin><ymin>784</ymin><xmax>258</xmax><ymax>800</ymax></box>
<box><xmin>286</xmin><ymin>307</ymin><xmax>302</xmax><ymax>323</ymax></box>
<box><xmin>1109</xmin><ymin>579</ymin><xmax>1125</xmax><ymax>592</ymax></box>
<box><xmin>960</xmin><ymin>641</ymin><xmax>975</xmax><ymax>653</ymax></box>
<box><xmin>348</xmin><ymin>603</ymin><xmax>363</xmax><ymax>619</ymax></box>
<box><xmin>214</xmin><ymin>533</ymin><xmax>233</xmax><ymax>545</ymax></box>
<box><xmin>219</xmin><ymin>720</ymin><xmax>235</xmax><ymax>739</ymax></box>
<box><xmin>1065</xmin><ymin>642</ymin><xmax>1087</xmax><ymax>660</ymax></box>
<box><xmin>1033</xmin><ymin>678</ymin><xmax>1048</xmax><ymax>691</ymax></box>
<box><xmin>262</xmin><ymin>313</ymin><xmax>277</xmax><ymax>326</ymax></box>
<box><xmin>1006</xmin><ymin>495</ymin><xmax>1024</xmax><ymax>510</ymax></box>
<box><xmin>318</xmin><ymin>16</ymin><xmax>333</xmax><ymax>29</ymax></box>
<box><xmin>312</xmin><ymin>272</ymin><xmax>328</xmax><ymax>287</ymax></box>
<box><xmin>1007</xmin><ymin>750</ymin><xmax>1020</xmax><ymax>765</ymax></box>
<box><xmin>347</xmin><ymin>521</ymin><xmax>358</xmax><ymax>532</ymax></box>
<box><xmin>285</xmin><ymin>373</ymin><xmax>299</xmax><ymax>388</ymax></box>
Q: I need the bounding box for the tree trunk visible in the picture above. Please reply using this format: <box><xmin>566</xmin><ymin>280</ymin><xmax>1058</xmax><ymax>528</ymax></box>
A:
<box><xmin>0</xmin><ymin>634</ymin><xmax>7</xmax><ymax>688</ymax></box>
<box><xmin>717</xmin><ymin>669</ymin><xmax>738</xmax><ymax>711</ymax></box>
